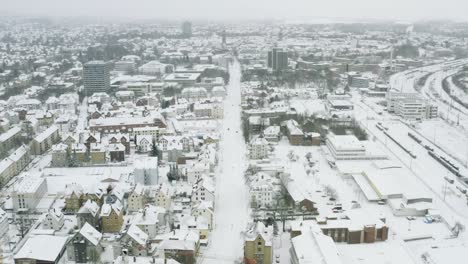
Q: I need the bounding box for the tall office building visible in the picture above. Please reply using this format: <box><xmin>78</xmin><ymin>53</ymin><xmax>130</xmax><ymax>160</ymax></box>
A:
<box><xmin>221</xmin><ymin>30</ymin><xmax>227</xmax><ymax>45</ymax></box>
<box><xmin>267</xmin><ymin>48</ymin><xmax>288</xmax><ymax>71</ymax></box>
<box><xmin>83</xmin><ymin>61</ymin><xmax>110</xmax><ymax>94</ymax></box>
<box><xmin>181</xmin><ymin>21</ymin><xmax>192</xmax><ymax>38</ymax></box>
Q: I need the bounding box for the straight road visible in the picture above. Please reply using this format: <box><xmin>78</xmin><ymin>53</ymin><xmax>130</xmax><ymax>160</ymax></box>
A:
<box><xmin>201</xmin><ymin>60</ymin><xmax>250</xmax><ymax>264</ymax></box>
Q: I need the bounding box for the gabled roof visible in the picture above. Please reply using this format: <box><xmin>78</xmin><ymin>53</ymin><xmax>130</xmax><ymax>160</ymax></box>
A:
<box><xmin>193</xmin><ymin>176</ymin><xmax>215</xmax><ymax>194</ymax></box>
<box><xmin>100</xmin><ymin>202</ymin><xmax>122</xmax><ymax>217</ymax></box>
<box><xmin>64</xmin><ymin>183</ymin><xmax>84</xmax><ymax>197</ymax></box>
<box><xmin>79</xmin><ymin>222</ymin><xmax>102</xmax><ymax>246</ymax></box>
<box><xmin>78</xmin><ymin>200</ymin><xmax>100</xmax><ymax>217</ymax></box>
<box><xmin>244</xmin><ymin>222</ymin><xmax>273</xmax><ymax>246</ymax></box>
<box><xmin>125</xmin><ymin>225</ymin><xmax>148</xmax><ymax>246</ymax></box>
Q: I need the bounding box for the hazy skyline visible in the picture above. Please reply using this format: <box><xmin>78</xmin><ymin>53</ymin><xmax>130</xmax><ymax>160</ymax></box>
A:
<box><xmin>2</xmin><ymin>0</ymin><xmax>468</xmax><ymax>23</ymax></box>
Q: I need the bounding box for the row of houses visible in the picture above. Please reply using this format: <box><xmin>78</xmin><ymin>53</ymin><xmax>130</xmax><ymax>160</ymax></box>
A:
<box><xmin>0</xmin><ymin>145</ymin><xmax>30</xmax><ymax>184</ymax></box>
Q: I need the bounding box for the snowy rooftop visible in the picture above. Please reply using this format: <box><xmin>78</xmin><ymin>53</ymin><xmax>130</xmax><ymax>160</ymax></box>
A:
<box><xmin>79</xmin><ymin>222</ymin><xmax>102</xmax><ymax>246</ymax></box>
<box><xmin>327</xmin><ymin>135</ymin><xmax>364</xmax><ymax>151</ymax></box>
<box><xmin>291</xmin><ymin>229</ymin><xmax>342</xmax><ymax>264</ymax></box>
<box><xmin>34</xmin><ymin>126</ymin><xmax>58</xmax><ymax>143</ymax></box>
<box><xmin>126</xmin><ymin>225</ymin><xmax>148</xmax><ymax>245</ymax></box>
<box><xmin>14</xmin><ymin>235</ymin><xmax>68</xmax><ymax>262</ymax></box>
<box><xmin>14</xmin><ymin>177</ymin><xmax>44</xmax><ymax>194</ymax></box>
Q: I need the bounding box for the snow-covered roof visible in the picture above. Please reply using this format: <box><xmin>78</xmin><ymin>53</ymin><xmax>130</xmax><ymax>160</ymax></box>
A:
<box><xmin>79</xmin><ymin>222</ymin><xmax>102</xmax><ymax>246</ymax></box>
<box><xmin>15</xmin><ymin>177</ymin><xmax>45</xmax><ymax>194</ymax></box>
<box><xmin>125</xmin><ymin>225</ymin><xmax>148</xmax><ymax>245</ymax></box>
<box><xmin>134</xmin><ymin>157</ymin><xmax>158</xmax><ymax>170</ymax></box>
<box><xmin>193</xmin><ymin>176</ymin><xmax>215</xmax><ymax>194</ymax></box>
<box><xmin>14</xmin><ymin>235</ymin><xmax>68</xmax><ymax>262</ymax></box>
<box><xmin>244</xmin><ymin>222</ymin><xmax>273</xmax><ymax>246</ymax></box>
<box><xmin>291</xmin><ymin>229</ymin><xmax>342</xmax><ymax>264</ymax></box>
<box><xmin>34</xmin><ymin>126</ymin><xmax>58</xmax><ymax>143</ymax></box>
<box><xmin>0</xmin><ymin>126</ymin><xmax>21</xmax><ymax>142</ymax></box>
<box><xmin>327</xmin><ymin>134</ymin><xmax>364</xmax><ymax>151</ymax></box>
<box><xmin>78</xmin><ymin>200</ymin><xmax>100</xmax><ymax>217</ymax></box>
<box><xmin>100</xmin><ymin>202</ymin><xmax>123</xmax><ymax>217</ymax></box>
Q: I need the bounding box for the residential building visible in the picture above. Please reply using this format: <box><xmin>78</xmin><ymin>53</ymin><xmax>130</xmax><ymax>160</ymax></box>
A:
<box><xmin>135</xmin><ymin>135</ymin><xmax>153</xmax><ymax>153</ymax></box>
<box><xmin>244</xmin><ymin>222</ymin><xmax>273</xmax><ymax>264</ymax></box>
<box><xmin>77</xmin><ymin>200</ymin><xmax>101</xmax><ymax>230</ymax></box>
<box><xmin>134</xmin><ymin>157</ymin><xmax>159</xmax><ymax>185</ymax></box>
<box><xmin>263</xmin><ymin>126</ymin><xmax>281</xmax><ymax>143</ymax></box>
<box><xmin>64</xmin><ymin>183</ymin><xmax>84</xmax><ymax>213</ymax></box>
<box><xmin>108</xmin><ymin>143</ymin><xmax>125</xmax><ymax>162</ymax></box>
<box><xmin>51</xmin><ymin>143</ymin><xmax>68</xmax><ymax>167</ymax></box>
<box><xmin>154</xmin><ymin>183</ymin><xmax>173</xmax><ymax>210</ymax></box>
<box><xmin>66</xmin><ymin>223</ymin><xmax>103</xmax><ymax>263</ymax></box>
<box><xmin>250</xmin><ymin>173</ymin><xmax>276</xmax><ymax>208</ymax></box>
<box><xmin>185</xmin><ymin>160</ymin><xmax>210</xmax><ymax>184</ymax></box>
<box><xmin>158</xmin><ymin>230</ymin><xmax>200</xmax><ymax>264</ymax></box>
<box><xmin>0</xmin><ymin>208</ymin><xmax>8</xmax><ymax>238</ymax></box>
<box><xmin>192</xmin><ymin>201</ymin><xmax>214</xmax><ymax>230</ymax></box>
<box><xmin>12</xmin><ymin>177</ymin><xmax>47</xmax><ymax>212</ymax></box>
<box><xmin>133</xmin><ymin>205</ymin><xmax>166</xmax><ymax>238</ymax></box>
<box><xmin>42</xmin><ymin>208</ymin><xmax>64</xmax><ymax>231</ymax></box>
<box><xmin>127</xmin><ymin>184</ymin><xmax>147</xmax><ymax>212</ymax></box>
<box><xmin>0</xmin><ymin>145</ymin><xmax>30</xmax><ymax>183</ymax></box>
<box><xmin>250</xmin><ymin>137</ymin><xmax>268</xmax><ymax>160</ymax></box>
<box><xmin>31</xmin><ymin>126</ymin><xmax>60</xmax><ymax>155</ymax></box>
<box><xmin>0</xmin><ymin>126</ymin><xmax>21</xmax><ymax>152</ymax></box>
<box><xmin>192</xmin><ymin>176</ymin><xmax>215</xmax><ymax>203</ymax></box>
<box><xmin>89</xmin><ymin>115</ymin><xmax>167</xmax><ymax>134</ymax></box>
<box><xmin>120</xmin><ymin>225</ymin><xmax>150</xmax><ymax>256</ymax></box>
<box><xmin>100</xmin><ymin>202</ymin><xmax>124</xmax><ymax>233</ymax></box>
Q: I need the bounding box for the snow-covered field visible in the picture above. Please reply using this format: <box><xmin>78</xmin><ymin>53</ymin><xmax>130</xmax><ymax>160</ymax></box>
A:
<box><xmin>417</xmin><ymin>119</ymin><xmax>468</xmax><ymax>166</ymax></box>
<box><xmin>200</xmin><ymin>61</ymin><xmax>250</xmax><ymax>263</ymax></box>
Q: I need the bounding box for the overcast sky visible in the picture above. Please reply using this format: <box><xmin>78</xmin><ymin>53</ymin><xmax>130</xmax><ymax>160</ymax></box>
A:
<box><xmin>2</xmin><ymin>0</ymin><xmax>467</xmax><ymax>22</ymax></box>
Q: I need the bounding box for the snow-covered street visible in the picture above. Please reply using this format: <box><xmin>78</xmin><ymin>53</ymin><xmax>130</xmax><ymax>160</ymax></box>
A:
<box><xmin>200</xmin><ymin>61</ymin><xmax>250</xmax><ymax>263</ymax></box>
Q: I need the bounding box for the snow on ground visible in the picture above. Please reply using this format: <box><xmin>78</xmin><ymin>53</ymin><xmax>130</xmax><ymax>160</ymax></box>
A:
<box><xmin>363</xmin><ymin>120</ymin><xmax>468</xmax><ymax>218</ymax></box>
<box><xmin>417</xmin><ymin>119</ymin><xmax>468</xmax><ymax>166</ymax></box>
<box><xmin>406</xmin><ymin>238</ymin><xmax>468</xmax><ymax>264</ymax></box>
<box><xmin>273</xmin><ymin>231</ymin><xmax>291</xmax><ymax>264</ymax></box>
<box><xmin>272</xmin><ymin>139</ymin><xmax>451</xmax><ymax>235</ymax></box>
<box><xmin>200</xmin><ymin>61</ymin><xmax>250</xmax><ymax>264</ymax></box>
<box><xmin>76</xmin><ymin>97</ymin><xmax>88</xmax><ymax>131</ymax></box>
<box><xmin>447</xmin><ymin>76</ymin><xmax>468</xmax><ymax>105</ymax></box>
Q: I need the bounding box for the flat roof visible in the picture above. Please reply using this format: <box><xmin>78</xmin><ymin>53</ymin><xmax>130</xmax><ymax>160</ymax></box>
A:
<box><xmin>327</xmin><ymin>135</ymin><xmax>365</xmax><ymax>151</ymax></box>
<box><xmin>15</xmin><ymin>235</ymin><xmax>68</xmax><ymax>261</ymax></box>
